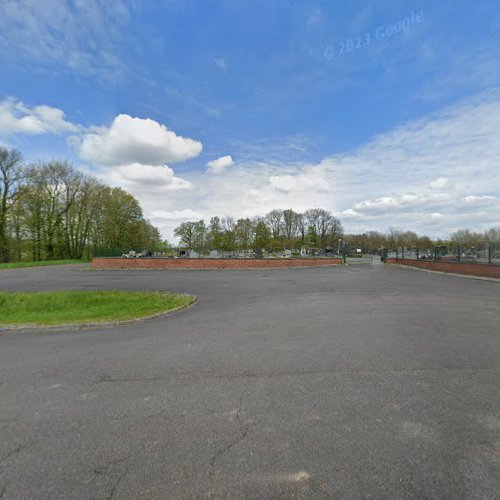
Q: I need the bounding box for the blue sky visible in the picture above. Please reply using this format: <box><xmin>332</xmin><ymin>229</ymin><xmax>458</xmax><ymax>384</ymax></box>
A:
<box><xmin>1</xmin><ymin>0</ymin><xmax>500</xmax><ymax>240</ymax></box>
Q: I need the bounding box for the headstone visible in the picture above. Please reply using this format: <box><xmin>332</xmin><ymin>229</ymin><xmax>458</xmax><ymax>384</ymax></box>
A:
<box><xmin>300</xmin><ymin>247</ymin><xmax>308</xmax><ymax>257</ymax></box>
<box><xmin>209</xmin><ymin>250</ymin><xmax>219</xmax><ymax>258</ymax></box>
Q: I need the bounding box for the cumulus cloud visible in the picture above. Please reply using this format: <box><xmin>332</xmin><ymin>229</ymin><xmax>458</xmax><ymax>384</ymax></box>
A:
<box><xmin>166</xmin><ymin>89</ymin><xmax>500</xmax><ymax>240</ymax></box>
<box><xmin>98</xmin><ymin>163</ymin><xmax>192</xmax><ymax>194</ymax></box>
<box><xmin>79</xmin><ymin>114</ymin><xmax>203</xmax><ymax>166</ymax></box>
<box><xmin>0</xmin><ymin>98</ymin><xmax>78</xmax><ymax>135</ymax></box>
<box><xmin>4</xmin><ymin>89</ymin><xmax>500</xmax><ymax>242</ymax></box>
<box><xmin>269</xmin><ymin>170</ymin><xmax>328</xmax><ymax>193</ymax></box>
<box><xmin>206</xmin><ymin>155</ymin><xmax>234</xmax><ymax>174</ymax></box>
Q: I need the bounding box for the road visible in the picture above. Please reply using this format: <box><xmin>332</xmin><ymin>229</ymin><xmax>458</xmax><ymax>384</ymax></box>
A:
<box><xmin>1</xmin><ymin>263</ymin><xmax>499</xmax><ymax>499</ymax></box>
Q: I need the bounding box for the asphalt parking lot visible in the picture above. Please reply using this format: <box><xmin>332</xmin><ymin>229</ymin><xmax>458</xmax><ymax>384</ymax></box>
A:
<box><xmin>1</xmin><ymin>263</ymin><xmax>499</xmax><ymax>499</ymax></box>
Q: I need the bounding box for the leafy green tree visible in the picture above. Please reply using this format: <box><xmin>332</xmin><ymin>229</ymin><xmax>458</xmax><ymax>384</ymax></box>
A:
<box><xmin>306</xmin><ymin>225</ymin><xmax>317</xmax><ymax>248</ymax></box>
<box><xmin>0</xmin><ymin>147</ymin><xmax>24</xmax><ymax>262</ymax></box>
<box><xmin>98</xmin><ymin>187</ymin><xmax>143</xmax><ymax>249</ymax></box>
<box><xmin>208</xmin><ymin>216</ymin><xmax>224</xmax><ymax>250</ymax></box>
<box><xmin>174</xmin><ymin>221</ymin><xmax>197</xmax><ymax>249</ymax></box>
<box><xmin>234</xmin><ymin>218</ymin><xmax>255</xmax><ymax>251</ymax></box>
<box><xmin>254</xmin><ymin>220</ymin><xmax>271</xmax><ymax>250</ymax></box>
<box><xmin>193</xmin><ymin>220</ymin><xmax>207</xmax><ymax>253</ymax></box>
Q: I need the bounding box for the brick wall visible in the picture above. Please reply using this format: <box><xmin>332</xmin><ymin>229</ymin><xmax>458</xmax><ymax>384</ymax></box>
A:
<box><xmin>92</xmin><ymin>257</ymin><xmax>343</xmax><ymax>270</ymax></box>
<box><xmin>386</xmin><ymin>258</ymin><xmax>500</xmax><ymax>279</ymax></box>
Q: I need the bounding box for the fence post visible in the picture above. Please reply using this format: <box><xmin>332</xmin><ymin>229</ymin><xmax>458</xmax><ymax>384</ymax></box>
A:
<box><xmin>396</xmin><ymin>248</ymin><xmax>399</xmax><ymax>259</ymax></box>
<box><xmin>402</xmin><ymin>247</ymin><xmax>405</xmax><ymax>259</ymax></box>
<box><xmin>488</xmin><ymin>244</ymin><xmax>492</xmax><ymax>264</ymax></box>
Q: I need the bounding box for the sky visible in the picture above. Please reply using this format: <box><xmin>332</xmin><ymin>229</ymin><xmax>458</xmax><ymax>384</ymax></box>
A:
<box><xmin>0</xmin><ymin>0</ymin><xmax>499</xmax><ymax>241</ymax></box>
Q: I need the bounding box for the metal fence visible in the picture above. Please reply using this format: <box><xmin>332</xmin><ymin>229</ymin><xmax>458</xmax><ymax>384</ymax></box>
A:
<box><xmin>92</xmin><ymin>248</ymin><xmax>171</xmax><ymax>258</ymax></box>
<box><xmin>388</xmin><ymin>242</ymin><xmax>500</xmax><ymax>266</ymax></box>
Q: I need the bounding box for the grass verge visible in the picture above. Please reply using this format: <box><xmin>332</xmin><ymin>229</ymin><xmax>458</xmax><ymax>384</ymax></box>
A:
<box><xmin>0</xmin><ymin>290</ymin><xmax>195</xmax><ymax>327</ymax></box>
<box><xmin>0</xmin><ymin>260</ymin><xmax>85</xmax><ymax>270</ymax></box>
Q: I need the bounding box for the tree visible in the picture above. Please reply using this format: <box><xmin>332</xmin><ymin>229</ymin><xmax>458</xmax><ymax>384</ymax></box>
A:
<box><xmin>304</xmin><ymin>208</ymin><xmax>342</xmax><ymax>248</ymax></box>
<box><xmin>281</xmin><ymin>209</ymin><xmax>300</xmax><ymax>240</ymax></box>
<box><xmin>174</xmin><ymin>221</ymin><xmax>197</xmax><ymax>249</ymax></box>
<box><xmin>254</xmin><ymin>220</ymin><xmax>271</xmax><ymax>250</ymax></box>
<box><xmin>485</xmin><ymin>228</ymin><xmax>500</xmax><ymax>243</ymax></box>
<box><xmin>401</xmin><ymin>231</ymin><xmax>418</xmax><ymax>250</ymax></box>
<box><xmin>193</xmin><ymin>220</ymin><xmax>207</xmax><ymax>253</ymax></box>
<box><xmin>65</xmin><ymin>175</ymin><xmax>104</xmax><ymax>259</ymax></box>
<box><xmin>0</xmin><ymin>147</ymin><xmax>24</xmax><ymax>262</ymax></box>
<box><xmin>265</xmin><ymin>209</ymin><xmax>283</xmax><ymax>239</ymax></box>
<box><xmin>450</xmin><ymin>229</ymin><xmax>483</xmax><ymax>249</ymax></box>
<box><xmin>306</xmin><ymin>225</ymin><xmax>318</xmax><ymax>248</ymax></box>
<box><xmin>208</xmin><ymin>216</ymin><xmax>223</xmax><ymax>250</ymax></box>
<box><xmin>325</xmin><ymin>216</ymin><xmax>343</xmax><ymax>248</ymax></box>
<box><xmin>297</xmin><ymin>213</ymin><xmax>306</xmax><ymax>245</ymax></box>
<box><xmin>0</xmin><ymin>148</ymin><xmax>164</xmax><ymax>261</ymax></box>
<box><xmin>388</xmin><ymin>228</ymin><xmax>402</xmax><ymax>250</ymax></box>
<box><xmin>97</xmin><ymin>187</ymin><xmax>143</xmax><ymax>250</ymax></box>
<box><xmin>234</xmin><ymin>218</ymin><xmax>255</xmax><ymax>251</ymax></box>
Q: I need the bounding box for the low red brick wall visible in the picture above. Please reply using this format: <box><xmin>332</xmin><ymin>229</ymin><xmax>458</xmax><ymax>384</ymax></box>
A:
<box><xmin>387</xmin><ymin>258</ymin><xmax>500</xmax><ymax>279</ymax></box>
<box><xmin>92</xmin><ymin>257</ymin><xmax>343</xmax><ymax>270</ymax></box>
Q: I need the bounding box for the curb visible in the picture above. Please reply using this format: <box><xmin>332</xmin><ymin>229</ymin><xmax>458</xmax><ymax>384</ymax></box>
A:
<box><xmin>85</xmin><ymin>264</ymin><xmax>344</xmax><ymax>272</ymax></box>
<box><xmin>387</xmin><ymin>263</ymin><xmax>500</xmax><ymax>283</ymax></box>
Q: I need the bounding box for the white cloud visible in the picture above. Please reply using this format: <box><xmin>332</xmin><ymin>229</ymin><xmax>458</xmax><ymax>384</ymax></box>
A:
<box><xmin>462</xmin><ymin>195</ymin><xmax>497</xmax><ymax>203</ymax></box>
<box><xmin>430</xmin><ymin>177</ymin><xmax>449</xmax><ymax>189</ymax></box>
<box><xmin>213</xmin><ymin>58</ymin><xmax>226</xmax><ymax>70</ymax></box>
<box><xmin>269</xmin><ymin>170</ymin><xmax>329</xmax><ymax>193</ymax></box>
<box><xmin>206</xmin><ymin>155</ymin><xmax>234</xmax><ymax>174</ymax></box>
<box><xmin>151</xmin><ymin>209</ymin><xmax>205</xmax><ymax>220</ymax></box>
<box><xmin>341</xmin><ymin>208</ymin><xmax>362</xmax><ymax>218</ymax></box>
<box><xmin>95</xmin><ymin>164</ymin><xmax>192</xmax><ymax>222</ymax></box>
<box><xmin>355</xmin><ymin>197</ymin><xmax>399</xmax><ymax>210</ymax></box>
<box><xmin>0</xmin><ymin>0</ymin><xmax>131</xmax><ymax>81</ymax></box>
<box><xmin>0</xmin><ymin>98</ymin><xmax>78</xmax><ymax>135</ymax></box>
<box><xmin>98</xmin><ymin>163</ymin><xmax>191</xmax><ymax>192</ymax></box>
<box><xmin>5</xmin><ymin>89</ymin><xmax>500</xmax><ymax>242</ymax></box>
<box><xmin>168</xmin><ymin>89</ymin><xmax>500</xmax><ymax>240</ymax></box>
<box><xmin>79</xmin><ymin>114</ymin><xmax>202</xmax><ymax>166</ymax></box>
<box><xmin>73</xmin><ymin>113</ymin><xmax>200</xmax><ymax>235</ymax></box>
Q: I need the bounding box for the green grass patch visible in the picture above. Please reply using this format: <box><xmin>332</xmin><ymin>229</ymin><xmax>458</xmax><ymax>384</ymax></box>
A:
<box><xmin>0</xmin><ymin>259</ymin><xmax>85</xmax><ymax>269</ymax></box>
<box><xmin>0</xmin><ymin>290</ymin><xmax>195</xmax><ymax>327</ymax></box>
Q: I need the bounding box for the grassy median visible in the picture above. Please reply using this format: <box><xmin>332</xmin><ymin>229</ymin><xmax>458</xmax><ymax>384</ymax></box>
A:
<box><xmin>0</xmin><ymin>290</ymin><xmax>195</xmax><ymax>327</ymax></box>
<box><xmin>0</xmin><ymin>260</ymin><xmax>85</xmax><ymax>270</ymax></box>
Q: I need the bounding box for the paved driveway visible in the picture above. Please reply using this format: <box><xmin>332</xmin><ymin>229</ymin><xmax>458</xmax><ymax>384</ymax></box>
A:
<box><xmin>1</xmin><ymin>264</ymin><xmax>499</xmax><ymax>499</ymax></box>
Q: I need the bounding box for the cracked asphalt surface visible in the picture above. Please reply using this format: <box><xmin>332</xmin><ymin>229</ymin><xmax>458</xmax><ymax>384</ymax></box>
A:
<box><xmin>1</xmin><ymin>262</ymin><xmax>500</xmax><ymax>499</ymax></box>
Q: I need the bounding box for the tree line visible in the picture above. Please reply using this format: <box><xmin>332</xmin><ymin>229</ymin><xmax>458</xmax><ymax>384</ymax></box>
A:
<box><xmin>174</xmin><ymin>211</ymin><xmax>500</xmax><ymax>256</ymax></box>
<box><xmin>0</xmin><ymin>147</ymin><xmax>164</xmax><ymax>262</ymax></box>
<box><xmin>345</xmin><ymin>228</ymin><xmax>500</xmax><ymax>254</ymax></box>
<box><xmin>174</xmin><ymin>208</ymin><xmax>344</xmax><ymax>253</ymax></box>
